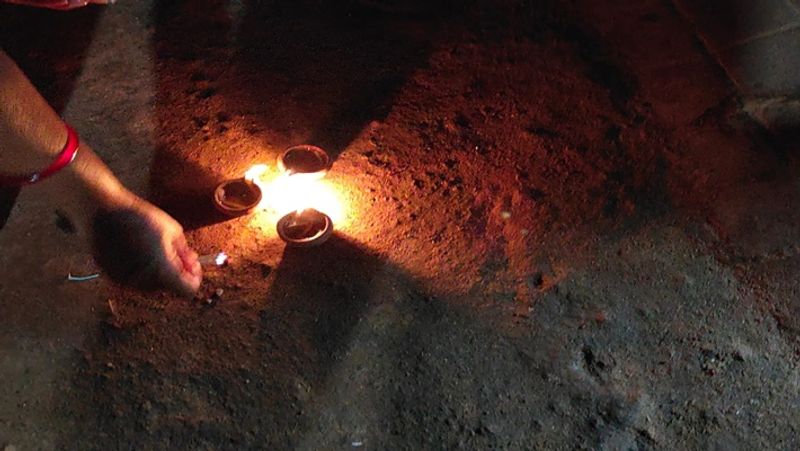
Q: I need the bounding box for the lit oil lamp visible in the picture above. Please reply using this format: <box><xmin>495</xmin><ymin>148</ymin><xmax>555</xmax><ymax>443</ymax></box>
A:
<box><xmin>276</xmin><ymin>208</ymin><xmax>333</xmax><ymax>247</ymax></box>
<box><xmin>212</xmin><ymin>165</ymin><xmax>266</xmax><ymax>217</ymax></box>
<box><xmin>277</xmin><ymin>144</ymin><xmax>331</xmax><ymax>178</ymax></box>
<box><xmin>274</xmin><ymin>145</ymin><xmax>334</xmax><ymax>247</ymax></box>
<box><xmin>216</xmin><ymin>146</ymin><xmax>339</xmax><ymax>247</ymax></box>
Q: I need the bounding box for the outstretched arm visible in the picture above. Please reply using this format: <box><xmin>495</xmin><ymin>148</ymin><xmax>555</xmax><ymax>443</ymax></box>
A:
<box><xmin>0</xmin><ymin>49</ymin><xmax>202</xmax><ymax>296</ymax></box>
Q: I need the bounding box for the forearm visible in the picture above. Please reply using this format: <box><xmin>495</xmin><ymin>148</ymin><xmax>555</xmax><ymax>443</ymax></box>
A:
<box><xmin>0</xmin><ymin>51</ymin><xmax>201</xmax><ymax>295</ymax></box>
<box><xmin>0</xmin><ymin>49</ymin><xmax>69</xmax><ymax>173</ymax></box>
<box><xmin>0</xmin><ymin>49</ymin><xmax>130</xmax><ymax>226</ymax></box>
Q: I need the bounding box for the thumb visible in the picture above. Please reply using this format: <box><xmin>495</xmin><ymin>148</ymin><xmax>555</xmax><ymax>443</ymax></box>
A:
<box><xmin>158</xmin><ymin>235</ymin><xmax>202</xmax><ymax>298</ymax></box>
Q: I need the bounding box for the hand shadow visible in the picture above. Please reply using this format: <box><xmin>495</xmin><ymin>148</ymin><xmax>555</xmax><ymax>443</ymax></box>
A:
<box><xmin>58</xmin><ymin>233</ymin><xmax>456</xmax><ymax>450</ymax></box>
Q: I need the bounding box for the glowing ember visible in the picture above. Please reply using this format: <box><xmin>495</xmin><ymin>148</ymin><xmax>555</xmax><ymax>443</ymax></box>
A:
<box><xmin>214</xmin><ymin>252</ymin><xmax>229</xmax><ymax>266</ymax></box>
<box><xmin>198</xmin><ymin>252</ymin><xmax>229</xmax><ymax>267</ymax></box>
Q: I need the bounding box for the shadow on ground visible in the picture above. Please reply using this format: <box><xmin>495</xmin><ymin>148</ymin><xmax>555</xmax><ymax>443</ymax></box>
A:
<box><xmin>60</xmin><ymin>234</ymin><xmax>499</xmax><ymax>449</ymax></box>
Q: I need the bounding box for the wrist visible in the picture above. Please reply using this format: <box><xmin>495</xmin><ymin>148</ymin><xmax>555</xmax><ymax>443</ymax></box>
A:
<box><xmin>0</xmin><ymin>123</ymin><xmax>69</xmax><ymax>176</ymax></box>
<box><xmin>65</xmin><ymin>144</ymin><xmax>129</xmax><ymax>205</ymax></box>
<box><xmin>38</xmin><ymin>144</ymin><xmax>134</xmax><ymax>235</ymax></box>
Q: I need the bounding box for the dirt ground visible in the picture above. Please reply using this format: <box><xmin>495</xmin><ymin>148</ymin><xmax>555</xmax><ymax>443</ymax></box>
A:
<box><xmin>1</xmin><ymin>0</ymin><xmax>799</xmax><ymax>449</ymax></box>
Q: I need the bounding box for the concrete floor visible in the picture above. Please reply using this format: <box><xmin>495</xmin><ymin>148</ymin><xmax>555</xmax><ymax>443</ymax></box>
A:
<box><xmin>1</xmin><ymin>0</ymin><xmax>799</xmax><ymax>449</ymax></box>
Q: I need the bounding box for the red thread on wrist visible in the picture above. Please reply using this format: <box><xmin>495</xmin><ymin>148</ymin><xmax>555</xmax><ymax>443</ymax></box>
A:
<box><xmin>0</xmin><ymin>124</ymin><xmax>80</xmax><ymax>187</ymax></box>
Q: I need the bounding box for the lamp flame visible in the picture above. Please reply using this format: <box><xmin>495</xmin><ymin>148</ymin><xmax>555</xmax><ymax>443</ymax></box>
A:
<box><xmin>265</xmin><ymin>173</ymin><xmax>344</xmax><ymax>224</ymax></box>
<box><xmin>243</xmin><ymin>164</ymin><xmax>346</xmax><ymax>226</ymax></box>
<box><xmin>244</xmin><ymin>164</ymin><xmax>269</xmax><ymax>182</ymax></box>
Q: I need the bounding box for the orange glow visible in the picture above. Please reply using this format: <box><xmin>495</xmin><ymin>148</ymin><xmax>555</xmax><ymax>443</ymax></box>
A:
<box><xmin>244</xmin><ymin>164</ymin><xmax>269</xmax><ymax>182</ymax></box>
<box><xmin>244</xmin><ymin>164</ymin><xmax>348</xmax><ymax>228</ymax></box>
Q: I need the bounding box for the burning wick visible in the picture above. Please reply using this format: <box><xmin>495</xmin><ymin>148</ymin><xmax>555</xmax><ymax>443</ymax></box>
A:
<box><xmin>213</xmin><ymin>167</ymin><xmax>265</xmax><ymax>217</ymax></box>
<box><xmin>273</xmin><ymin>146</ymin><xmax>337</xmax><ymax>246</ymax></box>
<box><xmin>276</xmin><ymin>208</ymin><xmax>333</xmax><ymax>247</ymax></box>
<box><xmin>198</xmin><ymin>252</ymin><xmax>229</xmax><ymax>267</ymax></box>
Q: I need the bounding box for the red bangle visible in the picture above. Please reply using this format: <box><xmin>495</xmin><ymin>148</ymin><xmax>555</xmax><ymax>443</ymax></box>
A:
<box><xmin>0</xmin><ymin>124</ymin><xmax>80</xmax><ymax>187</ymax></box>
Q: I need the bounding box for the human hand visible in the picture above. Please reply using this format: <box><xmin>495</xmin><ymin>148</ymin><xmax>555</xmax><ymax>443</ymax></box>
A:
<box><xmin>38</xmin><ymin>142</ymin><xmax>202</xmax><ymax>297</ymax></box>
<box><xmin>91</xmin><ymin>197</ymin><xmax>202</xmax><ymax>298</ymax></box>
<box><xmin>0</xmin><ymin>50</ymin><xmax>198</xmax><ymax>296</ymax></box>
